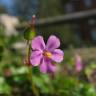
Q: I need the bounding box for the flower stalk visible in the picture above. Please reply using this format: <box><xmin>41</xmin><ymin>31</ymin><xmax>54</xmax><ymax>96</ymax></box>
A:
<box><xmin>27</xmin><ymin>41</ymin><xmax>39</xmax><ymax>96</ymax></box>
<box><xmin>25</xmin><ymin>15</ymin><xmax>39</xmax><ymax>96</ymax></box>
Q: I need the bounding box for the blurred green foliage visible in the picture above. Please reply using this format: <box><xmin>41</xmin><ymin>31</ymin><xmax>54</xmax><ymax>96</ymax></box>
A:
<box><xmin>0</xmin><ymin>25</ymin><xmax>96</xmax><ymax>96</ymax></box>
<box><xmin>38</xmin><ymin>0</ymin><xmax>63</xmax><ymax>18</ymax></box>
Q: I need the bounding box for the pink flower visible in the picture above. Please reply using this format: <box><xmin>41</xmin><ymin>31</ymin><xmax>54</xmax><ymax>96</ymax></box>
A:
<box><xmin>30</xmin><ymin>35</ymin><xmax>64</xmax><ymax>73</ymax></box>
<box><xmin>75</xmin><ymin>54</ymin><xmax>82</xmax><ymax>72</ymax></box>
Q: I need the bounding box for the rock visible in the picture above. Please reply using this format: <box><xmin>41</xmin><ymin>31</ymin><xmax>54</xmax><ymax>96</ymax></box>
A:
<box><xmin>0</xmin><ymin>14</ymin><xmax>19</xmax><ymax>36</ymax></box>
<box><xmin>12</xmin><ymin>42</ymin><xmax>26</xmax><ymax>50</ymax></box>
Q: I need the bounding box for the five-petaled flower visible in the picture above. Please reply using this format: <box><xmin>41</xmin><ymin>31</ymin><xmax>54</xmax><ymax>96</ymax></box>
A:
<box><xmin>30</xmin><ymin>35</ymin><xmax>64</xmax><ymax>73</ymax></box>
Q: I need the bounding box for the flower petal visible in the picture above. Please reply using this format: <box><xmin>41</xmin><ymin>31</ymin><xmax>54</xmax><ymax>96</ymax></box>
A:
<box><xmin>75</xmin><ymin>55</ymin><xmax>82</xmax><ymax>72</ymax></box>
<box><xmin>32</xmin><ymin>36</ymin><xmax>45</xmax><ymax>50</ymax></box>
<box><xmin>76</xmin><ymin>63</ymin><xmax>82</xmax><ymax>72</ymax></box>
<box><xmin>51</xmin><ymin>49</ymin><xmax>64</xmax><ymax>63</ymax></box>
<box><xmin>47</xmin><ymin>62</ymin><xmax>57</xmax><ymax>73</ymax></box>
<box><xmin>46</xmin><ymin>35</ymin><xmax>60</xmax><ymax>51</ymax></box>
<box><xmin>30</xmin><ymin>51</ymin><xmax>42</xmax><ymax>66</ymax></box>
<box><xmin>40</xmin><ymin>58</ymin><xmax>47</xmax><ymax>73</ymax></box>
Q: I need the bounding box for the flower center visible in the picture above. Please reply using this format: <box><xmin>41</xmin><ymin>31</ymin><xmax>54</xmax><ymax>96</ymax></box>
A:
<box><xmin>43</xmin><ymin>51</ymin><xmax>52</xmax><ymax>58</ymax></box>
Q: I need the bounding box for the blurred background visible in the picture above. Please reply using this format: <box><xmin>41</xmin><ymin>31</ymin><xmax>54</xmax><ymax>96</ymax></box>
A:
<box><xmin>0</xmin><ymin>0</ymin><xmax>96</xmax><ymax>96</ymax></box>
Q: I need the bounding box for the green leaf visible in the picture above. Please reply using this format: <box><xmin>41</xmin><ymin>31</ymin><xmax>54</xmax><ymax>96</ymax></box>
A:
<box><xmin>0</xmin><ymin>46</ymin><xmax>4</xmax><ymax>53</ymax></box>
<box><xmin>0</xmin><ymin>77</ymin><xmax>11</xmax><ymax>94</ymax></box>
<box><xmin>0</xmin><ymin>46</ymin><xmax>4</xmax><ymax>61</ymax></box>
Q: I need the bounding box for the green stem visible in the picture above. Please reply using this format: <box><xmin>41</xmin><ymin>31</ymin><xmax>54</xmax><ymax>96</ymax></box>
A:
<box><xmin>27</xmin><ymin>41</ymin><xmax>39</xmax><ymax>96</ymax></box>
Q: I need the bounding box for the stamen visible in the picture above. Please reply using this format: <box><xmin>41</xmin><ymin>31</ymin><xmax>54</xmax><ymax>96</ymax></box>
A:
<box><xmin>43</xmin><ymin>51</ymin><xmax>52</xmax><ymax>58</ymax></box>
